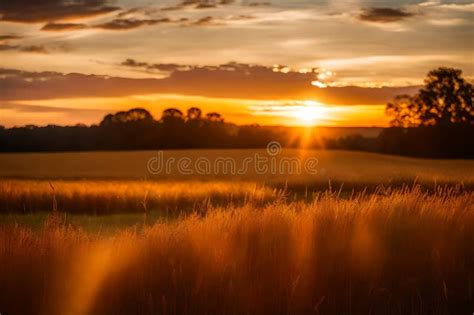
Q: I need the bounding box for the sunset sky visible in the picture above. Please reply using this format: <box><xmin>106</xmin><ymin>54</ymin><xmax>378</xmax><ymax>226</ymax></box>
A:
<box><xmin>1</xmin><ymin>0</ymin><xmax>473</xmax><ymax>127</ymax></box>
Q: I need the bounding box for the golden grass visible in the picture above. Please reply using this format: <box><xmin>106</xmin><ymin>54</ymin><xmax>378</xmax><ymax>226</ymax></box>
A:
<box><xmin>0</xmin><ymin>187</ymin><xmax>472</xmax><ymax>315</ymax></box>
<box><xmin>0</xmin><ymin>176</ymin><xmax>471</xmax><ymax>215</ymax></box>
<box><xmin>0</xmin><ymin>180</ymin><xmax>281</xmax><ymax>214</ymax></box>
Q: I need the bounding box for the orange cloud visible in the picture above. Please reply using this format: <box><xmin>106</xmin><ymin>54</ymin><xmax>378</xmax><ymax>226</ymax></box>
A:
<box><xmin>0</xmin><ymin>0</ymin><xmax>120</xmax><ymax>23</ymax></box>
<box><xmin>0</xmin><ymin>66</ymin><xmax>419</xmax><ymax>105</ymax></box>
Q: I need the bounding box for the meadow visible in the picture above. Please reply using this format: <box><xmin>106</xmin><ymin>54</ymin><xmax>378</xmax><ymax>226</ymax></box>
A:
<box><xmin>1</xmin><ymin>149</ymin><xmax>473</xmax><ymax>186</ymax></box>
<box><xmin>0</xmin><ymin>188</ymin><xmax>473</xmax><ymax>315</ymax></box>
<box><xmin>0</xmin><ymin>149</ymin><xmax>473</xmax><ymax>216</ymax></box>
<box><xmin>0</xmin><ymin>150</ymin><xmax>473</xmax><ymax>314</ymax></box>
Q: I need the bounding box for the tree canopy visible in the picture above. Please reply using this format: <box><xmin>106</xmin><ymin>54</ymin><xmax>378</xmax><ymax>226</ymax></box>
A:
<box><xmin>386</xmin><ymin>67</ymin><xmax>473</xmax><ymax>127</ymax></box>
<box><xmin>100</xmin><ymin>108</ymin><xmax>154</xmax><ymax>126</ymax></box>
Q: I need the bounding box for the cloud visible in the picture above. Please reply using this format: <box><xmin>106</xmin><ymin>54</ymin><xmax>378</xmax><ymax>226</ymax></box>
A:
<box><xmin>41</xmin><ymin>22</ymin><xmax>88</xmax><ymax>31</ymax></box>
<box><xmin>227</xmin><ymin>14</ymin><xmax>256</xmax><ymax>21</ymax></box>
<box><xmin>358</xmin><ymin>7</ymin><xmax>415</xmax><ymax>23</ymax></box>
<box><xmin>0</xmin><ymin>35</ymin><xmax>23</xmax><ymax>42</ymax></box>
<box><xmin>121</xmin><ymin>59</ymin><xmax>190</xmax><ymax>72</ymax></box>
<box><xmin>188</xmin><ymin>16</ymin><xmax>222</xmax><ymax>26</ymax></box>
<box><xmin>427</xmin><ymin>18</ymin><xmax>469</xmax><ymax>27</ymax></box>
<box><xmin>38</xmin><ymin>15</ymin><xmax>193</xmax><ymax>32</ymax></box>
<box><xmin>161</xmin><ymin>0</ymin><xmax>235</xmax><ymax>11</ymax></box>
<box><xmin>247</xmin><ymin>2</ymin><xmax>271</xmax><ymax>7</ymax></box>
<box><xmin>0</xmin><ymin>66</ymin><xmax>419</xmax><ymax>105</ymax></box>
<box><xmin>0</xmin><ymin>44</ymin><xmax>49</xmax><ymax>54</ymax></box>
<box><xmin>94</xmin><ymin>18</ymin><xmax>172</xmax><ymax>30</ymax></box>
<box><xmin>183</xmin><ymin>14</ymin><xmax>254</xmax><ymax>27</ymax></box>
<box><xmin>196</xmin><ymin>3</ymin><xmax>217</xmax><ymax>9</ymax></box>
<box><xmin>1</xmin><ymin>103</ymin><xmax>109</xmax><ymax>114</ymax></box>
<box><xmin>0</xmin><ymin>44</ymin><xmax>20</xmax><ymax>51</ymax></box>
<box><xmin>0</xmin><ymin>102</ymin><xmax>112</xmax><ymax>127</ymax></box>
<box><xmin>436</xmin><ymin>3</ymin><xmax>474</xmax><ymax>12</ymax></box>
<box><xmin>182</xmin><ymin>0</ymin><xmax>234</xmax><ymax>7</ymax></box>
<box><xmin>0</xmin><ymin>0</ymin><xmax>120</xmax><ymax>23</ymax></box>
<box><xmin>20</xmin><ymin>45</ymin><xmax>49</xmax><ymax>54</ymax></box>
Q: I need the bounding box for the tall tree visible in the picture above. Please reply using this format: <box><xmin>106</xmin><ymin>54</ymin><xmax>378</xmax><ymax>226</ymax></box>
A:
<box><xmin>386</xmin><ymin>67</ymin><xmax>473</xmax><ymax>127</ymax></box>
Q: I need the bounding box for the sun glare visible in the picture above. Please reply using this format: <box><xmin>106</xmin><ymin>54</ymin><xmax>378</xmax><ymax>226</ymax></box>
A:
<box><xmin>292</xmin><ymin>100</ymin><xmax>327</xmax><ymax>125</ymax></box>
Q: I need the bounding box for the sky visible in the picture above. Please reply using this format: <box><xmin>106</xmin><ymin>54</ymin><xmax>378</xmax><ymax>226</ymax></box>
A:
<box><xmin>0</xmin><ymin>0</ymin><xmax>473</xmax><ymax>127</ymax></box>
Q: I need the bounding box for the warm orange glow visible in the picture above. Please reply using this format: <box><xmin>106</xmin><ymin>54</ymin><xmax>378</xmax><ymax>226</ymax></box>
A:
<box><xmin>290</xmin><ymin>100</ymin><xmax>328</xmax><ymax>126</ymax></box>
<box><xmin>4</xmin><ymin>95</ymin><xmax>390</xmax><ymax>127</ymax></box>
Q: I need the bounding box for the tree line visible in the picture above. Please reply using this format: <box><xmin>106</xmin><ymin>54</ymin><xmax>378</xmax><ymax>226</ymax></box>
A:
<box><xmin>0</xmin><ymin>107</ymin><xmax>291</xmax><ymax>151</ymax></box>
<box><xmin>0</xmin><ymin>67</ymin><xmax>472</xmax><ymax>158</ymax></box>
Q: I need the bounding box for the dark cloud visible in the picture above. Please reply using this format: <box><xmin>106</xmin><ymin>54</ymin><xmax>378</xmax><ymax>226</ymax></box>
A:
<box><xmin>181</xmin><ymin>14</ymin><xmax>254</xmax><ymax>27</ymax></box>
<box><xmin>121</xmin><ymin>59</ymin><xmax>191</xmax><ymax>72</ymax></box>
<box><xmin>94</xmin><ymin>18</ymin><xmax>172</xmax><ymax>30</ymax></box>
<box><xmin>0</xmin><ymin>35</ymin><xmax>23</xmax><ymax>42</ymax></box>
<box><xmin>247</xmin><ymin>2</ymin><xmax>271</xmax><ymax>7</ymax></box>
<box><xmin>38</xmin><ymin>15</ymin><xmax>189</xmax><ymax>32</ymax></box>
<box><xmin>0</xmin><ymin>44</ymin><xmax>49</xmax><ymax>54</ymax></box>
<box><xmin>0</xmin><ymin>66</ymin><xmax>419</xmax><ymax>105</ymax></box>
<box><xmin>41</xmin><ymin>22</ymin><xmax>88</xmax><ymax>31</ymax></box>
<box><xmin>228</xmin><ymin>14</ymin><xmax>255</xmax><ymax>21</ymax></box>
<box><xmin>196</xmin><ymin>3</ymin><xmax>217</xmax><ymax>9</ymax></box>
<box><xmin>0</xmin><ymin>0</ymin><xmax>120</xmax><ymax>23</ymax></box>
<box><xmin>0</xmin><ymin>44</ymin><xmax>20</xmax><ymax>51</ymax></box>
<box><xmin>162</xmin><ymin>0</ymin><xmax>234</xmax><ymax>11</ymax></box>
<box><xmin>20</xmin><ymin>45</ymin><xmax>49</xmax><ymax>54</ymax></box>
<box><xmin>189</xmin><ymin>16</ymin><xmax>222</xmax><ymax>26</ymax></box>
<box><xmin>358</xmin><ymin>7</ymin><xmax>415</xmax><ymax>23</ymax></box>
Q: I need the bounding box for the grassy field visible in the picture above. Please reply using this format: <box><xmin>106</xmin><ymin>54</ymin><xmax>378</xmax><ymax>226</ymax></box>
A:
<box><xmin>1</xmin><ymin>149</ymin><xmax>473</xmax><ymax>187</ymax></box>
<box><xmin>0</xmin><ymin>149</ymin><xmax>473</xmax><ymax>215</ymax></box>
<box><xmin>0</xmin><ymin>149</ymin><xmax>473</xmax><ymax>216</ymax></box>
<box><xmin>1</xmin><ymin>150</ymin><xmax>473</xmax><ymax>314</ymax></box>
<box><xmin>0</xmin><ymin>188</ymin><xmax>472</xmax><ymax>315</ymax></box>
<box><xmin>0</xmin><ymin>180</ymin><xmax>281</xmax><ymax>217</ymax></box>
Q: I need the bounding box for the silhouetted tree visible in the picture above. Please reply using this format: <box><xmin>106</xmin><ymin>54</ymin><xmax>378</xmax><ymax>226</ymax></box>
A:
<box><xmin>161</xmin><ymin>108</ymin><xmax>184</xmax><ymax>122</ymax></box>
<box><xmin>380</xmin><ymin>67</ymin><xmax>474</xmax><ymax>158</ymax></box>
<box><xmin>206</xmin><ymin>112</ymin><xmax>223</xmax><ymax>122</ymax></box>
<box><xmin>386</xmin><ymin>95</ymin><xmax>420</xmax><ymax>127</ymax></box>
<box><xmin>125</xmin><ymin>108</ymin><xmax>154</xmax><ymax>123</ymax></box>
<box><xmin>100</xmin><ymin>108</ymin><xmax>154</xmax><ymax>126</ymax></box>
<box><xmin>183</xmin><ymin>107</ymin><xmax>204</xmax><ymax>147</ymax></box>
<box><xmin>160</xmin><ymin>108</ymin><xmax>185</xmax><ymax>148</ymax></box>
<box><xmin>187</xmin><ymin>107</ymin><xmax>202</xmax><ymax>120</ymax></box>
<box><xmin>418</xmin><ymin>68</ymin><xmax>473</xmax><ymax>126</ymax></box>
<box><xmin>387</xmin><ymin>68</ymin><xmax>473</xmax><ymax>127</ymax></box>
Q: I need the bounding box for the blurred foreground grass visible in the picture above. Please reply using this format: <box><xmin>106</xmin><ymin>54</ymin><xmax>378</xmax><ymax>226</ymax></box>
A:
<box><xmin>0</xmin><ymin>187</ymin><xmax>472</xmax><ymax>315</ymax></box>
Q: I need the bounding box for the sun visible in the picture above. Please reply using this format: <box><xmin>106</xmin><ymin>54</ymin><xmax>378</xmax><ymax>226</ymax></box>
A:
<box><xmin>292</xmin><ymin>100</ymin><xmax>327</xmax><ymax>125</ymax></box>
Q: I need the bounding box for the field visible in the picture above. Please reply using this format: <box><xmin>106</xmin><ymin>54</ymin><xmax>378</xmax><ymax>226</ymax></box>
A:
<box><xmin>1</xmin><ymin>150</ymin><xmax>473</xmax><ymax>186</ymax></box>
<box><xmin>0</xmin><ymin>150</ymin><xmax>473</xmax><ymax>314</ymax></box>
